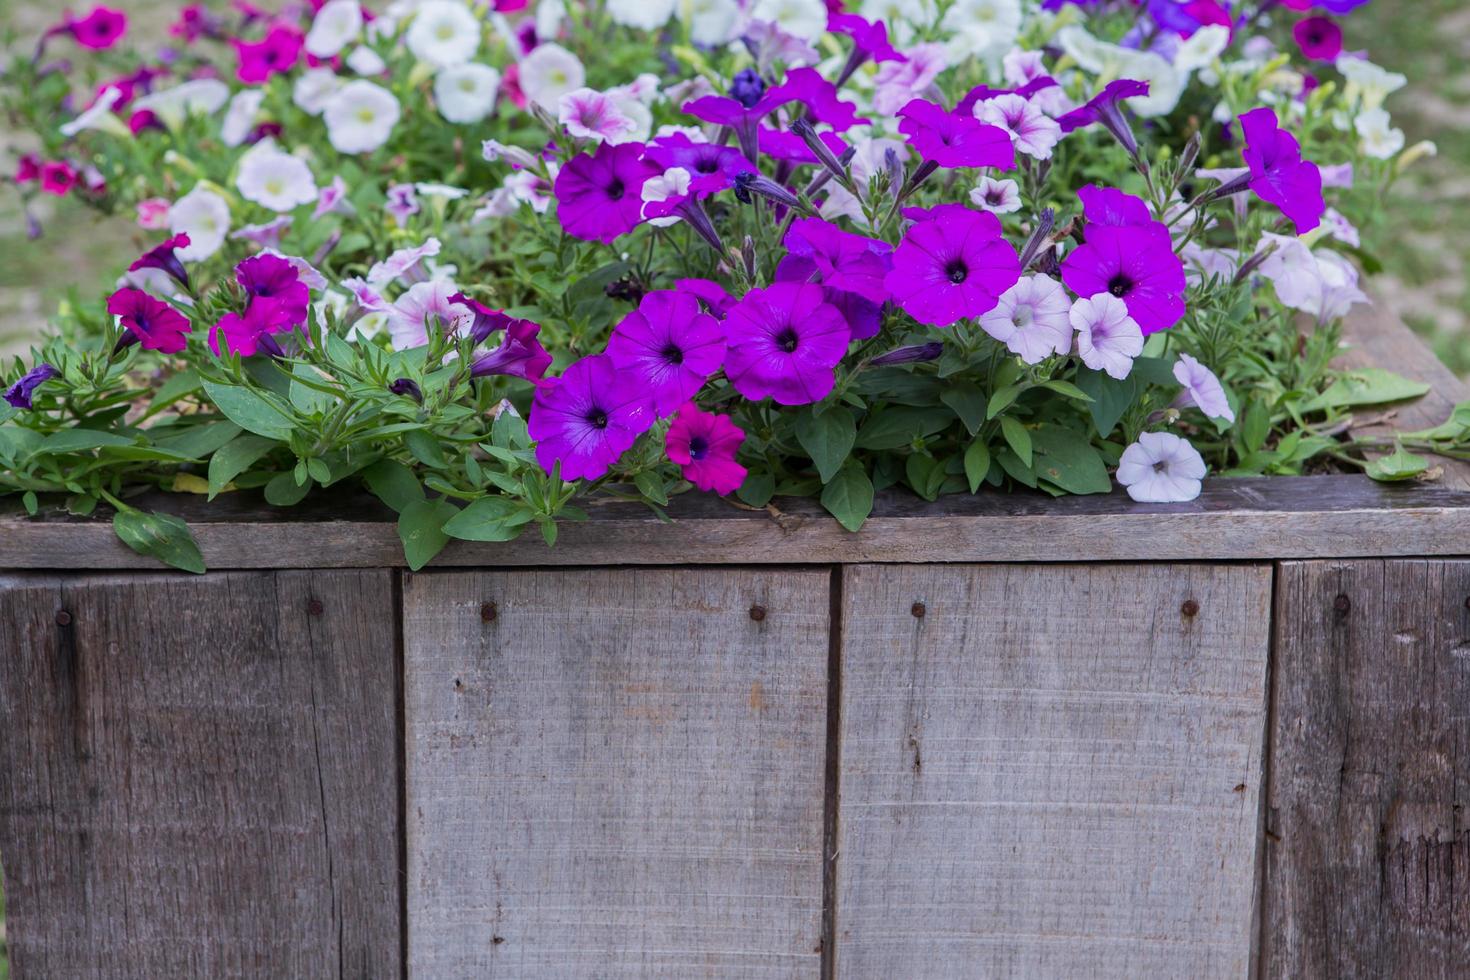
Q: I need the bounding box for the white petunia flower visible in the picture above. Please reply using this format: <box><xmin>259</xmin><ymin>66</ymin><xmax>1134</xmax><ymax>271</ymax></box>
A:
<box><xmin>969</xmin><ymin>176</ymin><xmax>1022</xmax><ymax>214</ymax></box>
<box><xmin>979</xmin><ymin>275</ymin><xmax>1073</xmax><ymax>364</ymax></box>
<box><xmin>61</xmin><ymin>86</ymin><xmax>128</xmax><ymax>138</ymax></box>
<box><xmin>641</xmin><ymin>167</ymin><xmax>692</xmax><ymax>227</ymax></box>
<box><xmin>558</xmin><ymin>88</ymin><xmax>639</xmax><ymax>144</ymax></box>
<box><xmin>323</xmin><ymin>80</ymin><xmax>401</xmax><ymax>154</ymax></box>
<box><xmin>677</xmin><ymin>0</ymin><xmax>740</xmax><ymax>46</ymax></box>
<box><xmin>1355</xmin><ymin>107</ymin><xmax>1405</xmax><ymax>159</ymax></box>
<box><xmin>346</xmin><ymin>45</ymin><xmax>387</xmax><ymax>75</ymax></box>
<box><xmin>535</xmin><ymin>0</ymin><xmax>566</xmax><ymax>40</ymax></box>
<box><xmin>481</xmin><ymin>138</ymin><xmax>540</xmax><ymax>170</ymax></box>
<box><xmin>519</xmin><ymin>43</ymin><xmax>585</xmax><ymax>109</ymax></box>
<box><xmin>236</xmin><ymin>142</ymin><xmax>318</xmax><ymax>213</ymax></box>
<box><xmin>1254</xmin><ymin>233</ymin><xmax>1368</xmax><ymax>323</ymax></box>
<box><xmin>608</xmin><ymin>0</ymin><xmax>675</xmax><ymax>30</ymax></box>
<box><xmin>131</xmin><ymin>79</ymin><xmax>230</xmax><ymax>127</ymax></box>
<box><xmin>405</xmin><ymin>0</ymin><xmax>481</xmax><ymax>68</ymax></box>
<box><xmin>305</xmin><ymin>0</ymin><xmax>362</xmax><ymax>57</ymax></box>
<box><xmin>169</xmin><ymin>185</ymin><xmax>232</xmax><ymax>261</ymax></box>
<box><xmin>294</xmin><ymin>68</ymin><xmax>344</xmax><ymax>115</ymax></box>
<box><xmin>750</xmin><ymin>0</ymin><xmax>828</xmax><ymax>41</ymax></box>
<box><xmin>1336</xmin><ymin>56</ymin><xmax>1407</xmax><ymax>111</ymax></box>
<box><xmin>221</xmin><ymin>90</ymin><xmax>265</xmax><ymax>147</ymax></box>
<box><xmin>1071</xmin><ymin>293</ymin><xmax>1144</xmax><ymax>380</ymax></box>
<box><xmin>1172</xmin><ymin>353</ymin><xmax>1235</xmax><ymax>423</ymax></box>
<box><xmin>1172</xmin><ymin>24</ymin><xmax>1228</xmax><ymax>73</ymax></box>
<box><xmin>975</xmin><ymin>93</ymin><xmax>1061</xmax><ymax>159</ymax></box>
<box><xmin>1116</xmin><ymin>432</ymin><xmax>1207</xmax><ymax>503</ymax></box>
<box><xmin>435</xmin><ymin>63</ymin><xmax>500</xmax><ymax>123</ymax></box>
<box><xmin>941</xmin><ymin>0</ymin><xmax>1022</xmax><ymax>63</ymax></box>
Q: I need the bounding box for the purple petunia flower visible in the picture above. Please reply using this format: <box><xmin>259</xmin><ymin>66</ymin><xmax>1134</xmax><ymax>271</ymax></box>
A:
<box><xmin>210</xmin><ymin>299</ymin><xmax>290</xmax><ymax>357</ymax></box>
<box><xmin>1238</xmin><ymin>106</ymin><xmax>1324</xmax><ymax>233</ymax></box>
<box><xmin>605</xmin><ymin>291</ymin><xmax>725</xmax><ymax>416</ymax></box>
<box><xmin>758</xmin><ymin>126</ymin><xmax>849</xmax><ymax>167</ymax></box>
<box><xmin>724</xmin><ymin>283</ymin><xmax>850</xmax><ymax>405</ymax></box>
<box><xmin>769</xmin><ymin>68</ymin><xmax>869</xmax><ymax>131</ymax></box>
<box><xmin>896</xmin><ymin>99</ymin><xmax>1016</xmax><ymax>170</ymax></box>
<box><xmin>4</xmin><ymin>363</ymin><xmax>60</xmax><ymax>409</ymax></box>
<box><xmin>451</xmin><ymin>292</ymin><xmax>515</xmax><ymax>345</ymax></box>
<box><xmin>775</xmin><ymin>257</ymin><xmax>885</xmax><ymax>340</ymax></box>
<box><xmin>645</xmin><ymin>133</ymin><xmax>755</xmax><ymax>197</ymax></box>
<box><xmin>665</xmin><ymin>402</ymin><xmax>747</xmax><ymax>495</ymax></box>
<box><xmin>1078</xmin><ymin>184</ymin><xmax>1154</xmax><ymax>227</ymax></box>
<box><xmin>470</xmin><ymin>318</ymin><xmax>553</xmax><ymax>382</ymax></box>
<box><xmin>783</xmin><ymin>218</ymin><xmax>892</xmax><ymax>304</ymax></box>
<box><xmin>128</xmin><ymin>233</ymin><xmax>192</xmax><ymax>290</ymax></box>
<box><xmin>1058</xmin><ymin>80</ymin><xmax>1151</xmax><ymax>159</ymax></box>
<box><xmin>1293</xmin><ymin>16</ymin><xmax>1343</xmax><ymax>61</ymax></box>
<box><xmin>107</xmin><ymin>287</ymin><xmax>192</xmax><ymax>353</ymax></box>
<box><xmin>528</xmin><ymin>354</ymin><xmax>654</xmax><ymax>482</ymax></box>
<box><xmin>885</xmin><ymin>206</ymin><xmax>1021</xmax><ymax>328</ymax></box>
<box><xmin>388</xmin><ymin>377</ymin><xmax>423</xmax><ymax>403</ymax></box>
<box><xmin>871</xmin><ymin>342</ymin><xmax>944</xmax><ymax>365</ymax></box>
<box><xmin>553</xmin><ymin>141</ymin><xmax>659</xmax><ymax>243</ymax></box>
<box><xmin>236</xmin><ymin>253</ymin><xmax>310</xmax><ymax>329</ymax></box>
<box><xmin>677</xmin><ymin>278</ymin><xmax>735</xmax><ymax>318</ymax></box>
<box><xmin>1062</xmin><ymin>190</ymin><xmax>1187</xmax><ymax>335</ymax></box>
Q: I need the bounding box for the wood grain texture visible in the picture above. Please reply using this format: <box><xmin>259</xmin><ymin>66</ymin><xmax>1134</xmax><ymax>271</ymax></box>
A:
<box><xmin>0</xmin><ymin>570</ymin><xmax>401</xmax><ymax>979</ymax></box>
<box><xmin>835</xmin><ymin>563</ymin><xmax>1272</xmax><ymax>978</ymax></box>
<box><xmin>404</xmin><ymin>568</ymin><xmax>830</xmax><ymax>979</ymax></box>
<box><xmin>1264</xmin><ymin>560</ymin><xmax>1470</xmax><ymax>978</ymax></box>
<box><xmin>2</xmin><ymin>476</ymin><xmax>1470</xmax><ymax>570</ymax></box>
<box><xmin>1339</xmin><ymin>298</ymin><xmax>1470</xmax><ymax>489</ymax></box>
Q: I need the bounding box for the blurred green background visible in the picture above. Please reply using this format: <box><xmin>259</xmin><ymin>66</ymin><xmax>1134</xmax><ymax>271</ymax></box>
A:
<box><xmin>1</xmin><ymin>0</ymin><xmax>1469</xmax><ymax>974</ymax></box>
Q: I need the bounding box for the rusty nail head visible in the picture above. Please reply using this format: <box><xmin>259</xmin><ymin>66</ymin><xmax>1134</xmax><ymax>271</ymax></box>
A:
<box><xmin>1181</xmin><ymin>599</ymin><xmax>1200</xmax><ymax>617</ymax></box>
<box><xmin>1334</xmin><ymin>594</ymin><xmax>1351</xmax><ymax>614</ymax></box>
<box><xmin>307</xmin><ymin>598</ymin><xmax>324</xmax><ymax>617</ymax></box>
<box><xmin>481</xmin><ymin>601</ymin><xmax>497</xmax><ymax>622</ymax></box>
<box><xmin>55</xmin><ymin>610</ymin><xmax>72</xmax><ymax>627</ymax></box>
<box><xmin>911</xmin><ymin>601</ymin><xmax>926</xmax><ymax>619</ymax></box>
<box><xmin>749</xmin><ymin>604</ymin><xmax>767</xmax><ymax>622</ymax></box>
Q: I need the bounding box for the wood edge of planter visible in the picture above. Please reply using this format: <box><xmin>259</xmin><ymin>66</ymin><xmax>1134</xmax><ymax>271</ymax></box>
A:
<box><xmin>2</xmin><ymin>302</ymin><xmax>1468</xmax><ymax>571</ymax></box>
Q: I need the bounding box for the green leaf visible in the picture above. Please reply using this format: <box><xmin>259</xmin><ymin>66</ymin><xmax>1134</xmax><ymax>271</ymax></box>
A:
<box><xmin>441</xmin><ymin>496</ymin><xmax>534</xmax><ymax>542</ymax></box>
<box><xmin>795</xmin><ymin>406</ymin><xmax>856</xmax><ymax>483</ymax></box>
<box><xmin>736</xmin><ymin>472</ymin><xmax>774</xmax><ymax>508</ymax></box>
<box><xmin>1240</xmin><ymin>397</ymin><xmax>1271</xmax><ymax>454</ymax></box>
<box><xmin>404</xmin><ymin>428</ymin><xmax>447</xmax><ymax>468</ymax></box>
<box><xmin>492</xmin><ymin>410</ymin><xmax>530</xmax><ymax>448</ymax></box>
<box><xmin>820</xmin><ymin>463</ymin><xmax>874</xmax><ymax>532</ymax></box>
<box><xmin>152</xmin><ymin>421</ymin><xmax>244</xmax><ymax>460</ymax></box>
<box><xmin>940</xmin><ymin>384</ymin><xmax>987</xmax><ymax>436</ymax></box>
<box><xmin>37</xmin><ymin>429</ymin><xmax>137</xmax><ymax>455</ymax></box>
<box><xmin>264</xmin><ymin>471</ymin><xmax>311</xmax><ymax>506</ymax></box>
<box><xmin>963</xmin><ymin>440</ymin><xmax>991</xmax><ymax>493</ymax></box>
<box><xmin>201</xmin><ymin>380</ymin><xmax>296</xmax><ymax>440</ymax></box>
<box><xmin>289</xmin><ymin>364</ymin><xmax>337</xmax><ymax>414</ymax></box>
<box><xmin>1365</xmin><ymin>444</ymin><xmax>1431</xmax><ymax>482</ymax></box>
<box><xmin>1040</xmin><ymin>380</ymin><xmax>1094</xmax><ymax>403</ymax></box>
<box><xmin>1073</xmin><ymin>369</ymin><xmax>1137</xmax><ymax>438</ymax></box>
<box><xmin>999</xmin><ymin>417</ymin><xmax>1032</xmax><ymax>467</ymax></box>
<box><xmin>112</xmin><ymin>509</ymin><xmax>205</xmax><ymax>574</ymax></box>
<box><xmin>1030</xmin><ymin>424</ymin><xmax>1111</xmax><ymax>495</ymax></box>
<box><xmin>306</xmin><ymin>458</ymin><xmax>332</xmax><ymax>484</ymax></box>
<box><xmin>634</xmin><ymin>470</ymin><xmax>669</xmax><ymax>505</ymax></box>
<box><xmin>987</xmin><ymin>384</ymin><xmax>1024</xmax><ymax>419</ymax></box>
<box><xmin>148</xmin><ymin>369</ymin><xmax>202</xmax><ymax>412</ymax></box>
<box><xmin>1303</xmin><ymin>368</ymin><xmax>1432</xmax><ymax>413</ymax></box>
<box><xmin>904</xmin><ymin>453</ymin><xmax>945</xmax><ymax>501</ymax></box>
<box><xmin>1130</xmin><ymin>356</ymin><xmax>1179</xmax><ymax>387</ymax></box>
<box><xmin>398</xmin><ymin>498</ymin><xmax>458</xmax><ymax>570</ymax></box>
<box><xmin>207</xmin><ymin>435</ymin><xmax>277</xmax><ymax>499</ymax></box>
<box><xmin>855</xmin><ymin>406</ymin><xmax>952</xmax><ymax>450</ymax></box>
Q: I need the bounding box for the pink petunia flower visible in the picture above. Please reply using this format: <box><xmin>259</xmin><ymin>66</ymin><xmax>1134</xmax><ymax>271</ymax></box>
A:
<box><xmin>1070</xmin><ymin>293</ymin><xmax>1144</xmax><ymax>380</ymax></box>
<box><xmin>387</xmin><ymin>280</ymin><xmax>474</xmax><ymax>350</ymax></box>
<box><xmin>65</xmin><ymin>6</ymin><xmax>128</xmax><ymax>49</ymax></box>
<box><xmin>978</xmin><ymin>275</ymin><xmax>1073</xmax><ymax>364</ymax></box>
<box><xmin>885</xmin><ymin>206</ymin><xmax>1021</xmax><ymax>328</ymax></box>
<box><xmin>136</xmin><ymin>197</ymin><xmax>172</xmax><ymax>229</ymax></box>
<box><xmin>1293</xmin><ymin>16</ymin><xmax>1343</xmax><ymax>60</ymax></box>
<box><xmin>108</xmin><ymin>287</ymin><xmax>192</xmax><ymax>353</ymax></box>
<box><xmin>1172</xmin><ymin>352</ymin><xmax>1235</xmax><ymax>422</ymax></box>
<box><xmin>724</xmin><ymin>283</ymin><xmax>850</xmax><ymax>406</ymax></box>
<box><xmin>872</xmin><ymin>43</ymin><xmax>946</xmax><ymax>116</ymax></box>
<box><xmin>665</xmin><ymin>403</ymin><xmax>747</xmax><ymax>495</ymax></box>
<box><xmin>606</xmin><ymin>291</ymin><xmax>726</xmax><ymax>416</ymax></box>
<box><xmin>234</xmin><ymin>25</ymin><xmax>304</xmax><ymax>85</ymax></box>
<box><xmin>529</xmin><ymin>355</ymin><xmax>654</xmax><ymax>481</ymax></box>
<box><xmin>40</xmin><ymin>161</ymin><xmax>79</xmax><ymax>196</ymax></box>
<box><xmin>1116</xmin><ymin>431</ymin><xmax>1207</xmax><ymax>503</ymax></box>
<box><xmin>553</xmin><ymin>141</ymin><xmax>659</xmax><ymax>243</ymax></box>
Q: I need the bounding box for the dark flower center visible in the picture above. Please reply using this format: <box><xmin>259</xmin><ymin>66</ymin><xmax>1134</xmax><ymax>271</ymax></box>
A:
<box><xmin>689</xmin><ymin>436</ymin><xmax>709</xmax><ymax>460</ymax></box>
<box><xmin>946</xmin><ymin>260</ymin><xmax>969</xmax><ymax>284</ymax></box>
<box><xmin>695</xmin><ymin>157</ymin><xmax>719</xmax><ymax>174</ymax></box>
<box><xmin>606</xmin><ymin>178</ymin><xmax>625</xmax><ymax>201</ymax></box>
<box><xmin>586</xmin><ymin>408</ymin><xmax>609</xmax><ymax>430</ymax></box>
<box><xmin>1108</xmin><ymin>274</ymin><xmax>1133</xmax><ymax>298</ymax></box>
<box><xmin>661</xmin><ymin>343</ymin><xmax>684</xmax><ymax>365</ymax></box>
<box><xmin>1152</xmin><ymin>459</ymin><xmax>1169</xmax><ymax>473</ymax></box>
<box><xmin>776</xmin><ymin>327</ymin><xmax>800</xmax><ymax>353</ymax></box>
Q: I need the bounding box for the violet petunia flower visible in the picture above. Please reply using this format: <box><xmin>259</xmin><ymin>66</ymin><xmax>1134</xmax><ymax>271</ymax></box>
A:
<box><xmin>774</xmin><ymin>257</ymin><xmax>884</xmax><ymax>340</ymax></box>
<box><xmin>128</xmin><ymin>232</ymin><xmax>192</xmax><ymax>290</ymax></box>
<box><xmin>758</xmin><ymin>126</ymin><xmax>849</xmax><ymax>167</ymax></box>
<box><xmin>645</xmin><ymin>133</ymin><xmax>755</xmax><ymax>197</ymax></box>
<box><xmin>233</xmin><ymin>25</ymin><xmax>303</xmax><ymax>85</ymax></box>
<box><xmin>871</xmin><ymin>342</ymin><xmax>944</xmax><ymax>366</ymax></box>
<box><xmin>975</xmin><ymin>93</ymin><xmax>1064</xmax><ymax>161</ymax></box>
<box><xmin>769</xmin><ymin>68</ymin><xmax>869</xmax><ymax>131</ymax></box>
<box><xmin>896</xmin><ymin>99</ymin><xmax>1016</xmax><ymax>171</ymax></box>
<box><xmin>885</xmin><ymin>206</ymin><xmax>1021</xmax><ymax>328</ymax></box>
<box><xmin>605</xmin><ymin>291</ymin><xmax>725</xmax><ymax>416</ymax></box>
<box><xmin>1078</xmin><ymin>184</ymin><xmax>1154</xmax><ymax>227</ymax></box>
<box><xmin>1293</xmin><ymin>16</ymin><xmax>1343</xmax><ymax>60</ymax></box>
<box><xmin>829</xmin><ymin>12</ymin><xmax>904</xmax><ymax>87</ymax></box>
<box><xmin>4</xmin><ymin>363</ymin><xmax>60</xmax><ymax>409</ymax></box>
<box><xmin>724</xmin><ymin>283</ymin><xmax>850</xmax><ymax>406</ymax></box>
<box><xmin>1172</xmin><ymin>352</ymin><xmax>1235</xmax><ymax>422</ymax></box>
<box><xmin>783</xmin><ymin>218</ymin><xmax>892</xmax><ymax>304</ymax></box>
<box><xmin>388</xmin><ymin>378</ymin><xmax>423</xmax><ymax>403</ymax></box>
<box><xmin>676</xmin><ymin>278</ymin><xmax>735</xmax><ymax>318</ymax></box>
<box><xmin>956</xmin><ymin>76</ymin><xmax>1062</xmax><ymax>117</ymax></box>
<box><xmin>230</xmin><ymin>216</ymin><xmax>293</xmax><ymax>249</ymax></box>
<box><xmin>1058</xmin><ymin>80</ymin><xmax>1151</xmax><ymax>160</ymax></box>
<box><xmin>235</xmin><ymin>253</ymin><xmax>310</xmax><ymax>329</ymax></box>
<box><xmin>528</xmin><ymin>354</ymin><xmax>654</xmax><ymax>481</ymax></box>
<box><xmin>1071</xmin><ymin>293</ymin><xmax>1144</xmax><ymax>379</ymax></box>
<box><xmin>665</xmin><ymin>403</ymin><xmax>747</xmax><ymax>495</ymax></box>
<box><xmin>1062</xmin><ymin>191</ymin><xmax>1186</xmax><ymax>334</ymax></box>
<box><xmin>385</xmin><ymin>183</ymin><xmax>420</xmax><ymax>227</ymax></box>
<box><xmin>553</xmin><ymin>141</ymin><xmax>659</xmax><ymax>243</ymax></box>
<box><xmin>451</xmin><ymin>292</ymin><xmax>514</xmax><ymax>345</ymax></box>
<box><xmin>108</xmin><ymin>287</ymin><xmax>192</xmax><ymax>353</ymax></box>
<box><xmin>470</xmin><ymin>318</ymin><xmax>552</xmax><ymax>382</ymax></box>
<box><xmin>979</xmin><ymin>275</ymin><xmax>1073</xmax><ymax>364</ymax></box>
<box><xmin>1237</xmin><ymin>106</ymin><xmax>1325</xmax><ymax>233</ymax></box>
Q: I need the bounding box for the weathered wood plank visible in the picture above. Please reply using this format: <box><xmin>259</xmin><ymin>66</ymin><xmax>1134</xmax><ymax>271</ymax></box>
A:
<box><xmin>1340</xmin><ymin>299</ymin><xmax>1470</xmax><ymax>489</ymax></box>
<box><xmin>2</xmin><ymin>475</ymin><xmax>1469</xmax><ymax>570</ymax></box>
<box><xmin>0</xmin><ymin>570</ymin><xmax>402</xmax><ymax>979</ymax></box>
<box><xmin>1263</xmin><ymin>560</ymin><xmax>1470</xmax><ymax>977</ymax></box>
<box><xmin>404</xmin><ymin>567</ymin><xmax>830</xmax><ymax>979</ymax></box>
<box><xmin>835</xmin><ymin>563</ymin><xmax>1272</xmax><ymax>977</ymax></box>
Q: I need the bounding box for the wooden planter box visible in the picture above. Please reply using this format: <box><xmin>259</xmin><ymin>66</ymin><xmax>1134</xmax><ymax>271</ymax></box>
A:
<box><xmin>4</xmin><ymin>310</ymin><xmax>1470</xmax><ymax>978</ymax></box>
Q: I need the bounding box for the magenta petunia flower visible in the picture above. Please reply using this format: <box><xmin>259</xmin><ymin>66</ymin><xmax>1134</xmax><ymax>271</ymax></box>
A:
<box><xmin>1061</xmin><ymin>196</ymin><xmax>1186</xmax><ymax>334</ymax></box>
<box><xmin>956</xmin><ymin>76</ymin><xmax>1061</xmax><ymax>117</ymax></box>
<box><xmin>767</xmin><ymin>68</ymin><xmax>869</xmax><ymax>131</ymax></box>
<box><xmin>605</xmin><ymin>291</ymin><xmax>725</xmax><ymax>416</ymax></box>
<box><xmin>774</xmin><ymin>256</ymin><xmax>884</xmax><ymax>340</ymax></box>
<box><xmin>784</xmin><ymin>218</ymin><xmax>892</xmax><ymax>301</ymax></box>
<box><xmin>40</xmin><ymin>161</ymin><xmax>78</xmax><ymax>196</ymax></box>
<box><xmin>234</xmin><ymin>25</ymin><xmax>303</xmax><ymax>85</ymax></box>
<box><xmin>108</xmin><ymin>287</ymin><xmax>192</xmax><ymax>353</ymax></box>
<box><xmin>128</xmin><ymin>233</ymin><xmax>192</xmax><ymax>290</ymax></box>
<box><xmin>1238</xmin><ymin>106</ymin><xmax>1324</xmax><ymax>233</ymax></box>
<box><xmin>4</xmin><ymin>363</ymin><xmax>60</xmax><ymax>409</ymax></box>
<box><xmin>65</xmin><ymin>6</ymin><xmax>128</xmax><ymax>49</ymax></box>
<box><xmin>896</xmin><ymin>99</ymin><xmax>1015</xmax><ymax>170</ymax></box>
<box><xmin>724</xmin><ymin>283</ymin><xmax>850</xmax><ymax>406</ymax></box>
<box><xmin>759</xmin><ymin>125</ymin><xmax>850</xmax><ymax>168</ymax></box>
<box><xmin>645</xmin><ymin>133</ymin><xmax>755</xmax><ymax>197</ymax></box>
<box><xmin>828</xmin><ymin>12</ymin><xmax>903</xmax><ymax>65</ymax></box>
<box><xmin>677</xmin><ymin>278</ymin><xmax>735</xmax><ymax>318</ymax></box>
<box><xmin>665</xmin><ymin>403</ymin><xmax>747</xmax><ymax>495</ymax></box>
<box><xmin>885</xmin><ymin>206</ymin><xmax>1021</xmax><ymax>328</ymax></box>
<box><xmin>1058</xmin><ymin>79</ymin><xmax>1150</xmax><ymax>158</ymax></box>
<box><xmin>451</xmin><ymin>292</ymin><xmax>515</xmax><ymax>345</ymax></box>
<box><xmin>528</xmin><ymin>354</ymin><xmax>654</xmax><ymax>481</ymax></box>
<box><xmin>553</xmin><ymin>141</ymin><xmax>659</xmax><ymax>243</ymax></box>
<box><xmin>210</xmin><ymin>298</ymin><xmax>291</xmax><ymax>357</ymax></box>
<box><xmin>470</xmin><ymin>318</ymin><xmax>552</xmax><ymax>382</ymax></box>
<box><xmin>1292</xmin><ymin>16</ymin><xmax>1343</xmax><ymax>60</ymax></box>
<box><xmin>235</xmin><ymin>253</ymin><xmax>310</xmax><ymax>329</ymax></box>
